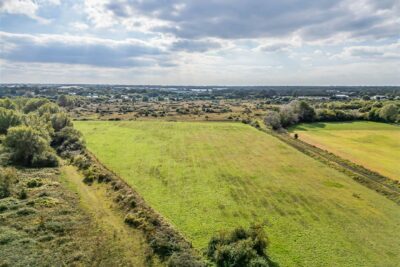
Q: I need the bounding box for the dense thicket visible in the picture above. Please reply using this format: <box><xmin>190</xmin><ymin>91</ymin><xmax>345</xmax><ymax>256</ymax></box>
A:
<box><xmin>0</xmin><ymin>98</ymin><xmax>84</xmax><ymax>167</ymax></box>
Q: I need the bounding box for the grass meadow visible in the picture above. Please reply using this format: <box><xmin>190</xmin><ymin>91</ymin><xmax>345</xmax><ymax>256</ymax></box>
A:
<box><xmin>75</xmin><ymin>121</ymin><xmax>400</xmax><ymax>267</ymax></box>
<box><xmin>291</xmin><ymin>121</ymin><xmax>400</xmax><ymax>181</ymax></box>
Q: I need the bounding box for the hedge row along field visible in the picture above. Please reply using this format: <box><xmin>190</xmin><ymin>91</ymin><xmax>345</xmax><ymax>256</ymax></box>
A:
<box><xmin>75</xmin><ymin>121</ymin><xmax>400</xmax><ymax>267</ymax></box>
<box><xmin>290</xmin><ymin>121</ymin><xmax>400</xmax><ymax>181</ymax></box>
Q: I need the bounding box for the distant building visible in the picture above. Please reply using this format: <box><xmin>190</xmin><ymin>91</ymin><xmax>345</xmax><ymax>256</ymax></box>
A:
<box><xmin>371</xmin><ymin>95</ymin><xmax>387</xmax><ymax>100</ymax></box>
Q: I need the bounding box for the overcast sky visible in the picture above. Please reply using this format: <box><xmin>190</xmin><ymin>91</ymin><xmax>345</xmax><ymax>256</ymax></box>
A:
<box><xmin>0</xmin><ymin>0</ymin><xmax>399</xmax><ymax>85</ymax></box>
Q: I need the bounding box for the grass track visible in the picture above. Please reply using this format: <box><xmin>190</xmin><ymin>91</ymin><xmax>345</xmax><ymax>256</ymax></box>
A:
<box><xmin>291</xmin><ymin>121</ymin><xmax>400</xmax><ymax>181</ymax></box>
<box><xmin>76</xmin><ymin>121</ymin><xmax>400</xmax><ymax>267</ymax></box>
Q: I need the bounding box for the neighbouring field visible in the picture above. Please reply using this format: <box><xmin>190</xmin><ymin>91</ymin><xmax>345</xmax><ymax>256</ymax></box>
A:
<box><xmin>290</xmin><ymin>121</ymin><xmax>400</xmax><ymax>181</ymax></box>
<box><xmin>76</xmin><ymin>121</ymin><xmax>400</xmax><ymax>267</ymax></box>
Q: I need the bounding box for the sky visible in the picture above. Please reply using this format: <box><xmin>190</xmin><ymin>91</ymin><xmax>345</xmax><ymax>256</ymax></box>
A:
<box><xmin>0</xmin><ymin>0</ymin><xmax>399</xmax><ymax>85</ymax></box>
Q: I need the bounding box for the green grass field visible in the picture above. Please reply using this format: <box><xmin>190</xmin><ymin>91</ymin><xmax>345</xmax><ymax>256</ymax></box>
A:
<box><xmin>291</xmin><ymin>121</ymin><xmax>400</xmax><ymax>181</ymax></box>
<box><xmin>75</xmin><ymin>121</ymin><xmax>400</xmax><ymax>267</ymax></box>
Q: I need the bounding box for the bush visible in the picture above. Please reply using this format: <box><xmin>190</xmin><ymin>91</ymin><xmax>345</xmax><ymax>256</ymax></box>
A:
<box><xmin>0</xmin><ymin>98</ymin><xmax>16</xmax><ymax>110</ymax></box>
<box><xmin>51</xmin><ymin>113</ymin><xmax>72</xmax><ymax>132</ymax></box>
<box><xmin>73</xmin><ymin>155</ymin><xmax>90</xmax><ymax>170</ymax></box>
<box><xmin>0</xmin><ymin>168</ymin><xmax>16</xmax><ymax>199</ymax></box>
<box><xmin>37</xmin><ymin>103</ymin><xmax>61</xmax><ymax>116</ymax></box>
<box><xmin>23</xmin><ymin>98</ymin><xmax>49</xmax><ymax>113</ymax></box>
<box><xmin>124</xmin><ymin>213</ymin><xmax>147</xmax><ymax>228</ymax></box>
<box><xmin>0</xmin><ymin>108</ymin><xmax>22</xmax><ymax>134</ymax></box>
<box><xmin>52</xmin><ymin>127</ymin><xmax>85</xmax><ymax>154</ymax></box>
<box><xmin>3</xmin><ymin>125</ymin><xmax>58</xmax><ymax>167</ymax></box>
<box><xmin>149</xmin><ymin>230</ymin><xmax>181</xmax><ymax>259</ymax></box>
<box><xmin>207</xmin><ymin>225</ymin><xmax>272</xmax><ymax>267</ymax></box>
<box><xmin>264</xmin><ymin>111</ymin><xmax>281</xmax><ymax>130</ymax></box>
<box><xmin>379</xmin><ymin>104</ymin><xmax>398</xmax><ymax>122</ymax></box>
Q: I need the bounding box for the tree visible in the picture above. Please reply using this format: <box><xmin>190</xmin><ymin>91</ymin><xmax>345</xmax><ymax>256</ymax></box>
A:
<box><xmin>0</xmin><ymin>108</ymin><xmax>22</xmax><ymax>134</ymax></box>
<box><xmin>291</xmin><ymin>100</ymin><xmax>316</xmax><ymax>122</ymax></box>
<box><xmin>379</xmin><ymin>104</ymin><xmax>398</xmax><ymax>122</ymax></box>
<box><xmin>0</xmin><ymin>167</ymin><xmax>16</xmax><ymax>199</ymax></box>
<box><xmin>264</xmin><ymin>111</ymin><xmax>281</xmax><ymax>130</ymax></box>
<box><xmin>279</xmin><ymin>105</ymin><xmax>298</xmax><ymax>127</ymax></box>
<box><xmin>57</xmin><ymin>95</ymin><xmax>75</xmax><ymax>107</ymax></box>
<box><xmin>3</xmin><ymin>125</ymin><xmax>58</xmax><ymax>167</ymax></box>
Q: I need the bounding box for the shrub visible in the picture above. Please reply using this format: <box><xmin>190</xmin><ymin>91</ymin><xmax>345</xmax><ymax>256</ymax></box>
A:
<box><xmin>73</xmin><ymin>155</ymin><xmax>91</xmax><ymax>170</ymax></box>
<box><xmin>264</xmin><ymin>111</ymin><xmax>281</xmax><ymax>130</ymax></box>
<box><xmin>0</xmin><ymin>108</ymin><xmax>22</xmax><ymax>134</ymax></box>
<box><xmin>51</xmin><ymin>112</ymin><xmax>72</xmax><ymax>132</ymax></box>
<box><xmin>23</xmin><ymin>98</ymin><xmax>49</xmax><ymax>113</ymax></box>
<box><xmin>0</xmin><ymin>168</ymin><xmax>16</xmax><ymax>199</ymax></box>
<box><xmin>3</xmin><ymin>125</ymin><xmax>58</xmax><ymax>167</ymax></box>
<box><xmin>124</xmin><ymin>213</ymin><xmax>147</xmax><ymax>228</ymax></box>
<box><xmin>18</xmin><ymin>189</ymin><xmax>27</xmax><ymax>200</ymax></box>
<box><xmin>379</xmin><ymin>104</ymin><xmax>398</xmax><ymax>122</ymax></box>
<box><xmin>149</xmin><ymin>230</ymin><xmax>181</xmax><ymax>259</ymax></box>
<box><xmin>27</xmin><ymin>179</ymin><xmax>43</xmax><ymax>188</ymax></box>
<box><xmin>37</xmin><ymin>103</ymin><xmax>61</xmax><ymax>116</ymax></box>
<box><xmin>52</xmin><ymin>127</ymin><xmax>85</xmax><ymax>154</ymax></box>
<box><xmin>0</xmin><ymin>98</ymin><xmax>16</xmax><ymax>110</ymax></box>
<box><xmin>207</xmin><ymin>225</ymin><xmax>272</xmax><ymax>267</ymax></box>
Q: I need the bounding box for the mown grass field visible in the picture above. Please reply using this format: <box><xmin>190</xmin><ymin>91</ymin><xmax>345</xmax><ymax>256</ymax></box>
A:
<box><xmin>290</xmin><ymin>121</ymin><xmax>400</xmax><ymax>181</ymax></box>
<box><xmin>75</xmin><ymin>121</ymin><xmax>400</xmax><ymax>267</ymax></box>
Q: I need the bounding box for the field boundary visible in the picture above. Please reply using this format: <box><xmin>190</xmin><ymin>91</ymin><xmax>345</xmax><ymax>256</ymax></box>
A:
<box><xmin>259</xmin><ymin>128</ymin><xmax>400</xmax><ymax>205</ymax></box>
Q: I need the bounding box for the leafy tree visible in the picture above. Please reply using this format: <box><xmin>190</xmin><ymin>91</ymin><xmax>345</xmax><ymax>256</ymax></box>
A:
<box><xmin>379</xmin><ymin>104</ymin><xmax>398</xmax><ymax>122</ymax></box>
<box><xmin>264</xmin><ymin>111</ymin><xmax>281</xmax><ymax>130</ymax></box>
<box><xmin>3</xmin><ymin>125</ymin><xmax>58</xmax><ymax>167</ymax></box>
<box><xmin>291</xmin><ymin>100</ymin><xmax>316</xmax><ymax>122</ymax></box>
<box><xmin>0</xmin><ymin>108</ymin><xmax>22</xmax><ymax>134</ymax></box>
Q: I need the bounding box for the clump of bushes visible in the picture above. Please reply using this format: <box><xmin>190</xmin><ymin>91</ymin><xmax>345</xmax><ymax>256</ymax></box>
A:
<box><xmin>0</xmin><ymin>167</ymin><xmax>17</xmax><ymax>199</ymax></box>
<box><xmin>2</xmin><ymin>125</ymin><xmax>58</xmax><ymax>167</ymax></box>
<box><xmin>207</xmin><ymin>225</ymin><xmax>274</xmax><ymax>267</ymax></box>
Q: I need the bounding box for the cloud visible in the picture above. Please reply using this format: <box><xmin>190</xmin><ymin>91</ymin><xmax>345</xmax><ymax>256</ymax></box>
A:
<box><xmin>0</xmin><ymin>0</ymin><xmax>60</xmax><ymax>23</ymax></box>
<box><xmin>84</xmin><ymin>0</ymin><xmax>400</xmax><ymax>43</ymax></box>
<box><xmin>171</xmin><ymin>39</ymin><xmax>221</xmax><ymax>52</ymax></box>
<box><xmin>0</xmin><ymin>31</ymin><xmax>170</xmax><ymax>68</ymax></box>
<box><xmin>335</xmin><ymin>42</ymin><xmax>400</xmax><ymax>60</ymax></box>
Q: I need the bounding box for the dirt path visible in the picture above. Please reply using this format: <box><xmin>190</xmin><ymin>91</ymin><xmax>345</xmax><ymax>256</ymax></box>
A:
<box><xmin>61</xmin><ymin>165</ymin><xmax>160</xmax><ymax>267</ymax></box>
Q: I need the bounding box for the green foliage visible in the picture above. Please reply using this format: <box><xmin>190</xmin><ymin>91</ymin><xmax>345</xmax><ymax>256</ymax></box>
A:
<box><xmin>0</xmin><ymin>98</ymin><xmax>16</xmax><ymax>110</ymax></box>
<box><xmin>291</xmin><ymin>100</ymin><xmax>316</xmax><ymax>122</ymax></box>
<box><xmin>23</xmin><ymin>98</ymin><xmax>49</xmax><ymax>113</ymax></box>
<box><xmin>0</xmin><ymin>107</ymin><xmax>22</xmax><ymax>134</ymax></box>
<box><xmin>52</xmin><ymin>127</ymin><xmax>85</xmax><ymax>155</ymax></box>
<box><xmin>37</xmin><ymin>103</ymin><xmax>61</xmax><ymax>116</ymax></box>
<box><xmin>51</xmin><ymin>113</ymin><xmax>72</xmax><ymax>132</ymax></box>
<box><xmin>379</xmin><ymin>104</ymin><xmax>398</xmax><ymax>122</ymax></box>
<box><xmin>0</xmin><ymin>167</ymin><xmax>16</xmax><ymax>199</ymax></box>
<box><xmin>57</xmin><ymin>95</ymin><xmax>76</xmax><ymax>108</ymax></box>
<box><xmin>3</xmin><ymin>125</ymin><xmax>58</xmax><ymax>167</ymax></box>
<box><xmin>207</xmin><ymin>225</ymin><xmax>271</xmax><ymax>267</ymax></box>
